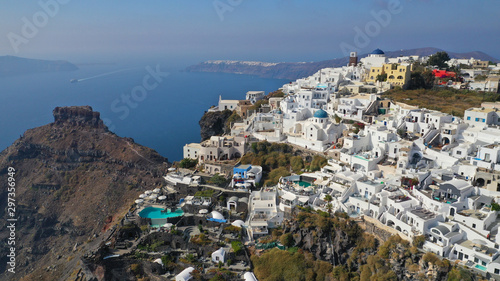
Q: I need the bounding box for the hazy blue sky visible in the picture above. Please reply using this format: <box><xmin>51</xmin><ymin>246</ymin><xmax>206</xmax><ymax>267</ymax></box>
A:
<box><xmin>1</xmin><ymin>0</ymin><xmax>499</xmax><ymax>66</ymax></box>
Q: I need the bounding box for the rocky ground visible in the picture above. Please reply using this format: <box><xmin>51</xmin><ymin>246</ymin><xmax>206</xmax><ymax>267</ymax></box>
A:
<box><xmin>0</xmin><ymin>106</ymin><xmax>168</xmax><ymax>281</ymax></box>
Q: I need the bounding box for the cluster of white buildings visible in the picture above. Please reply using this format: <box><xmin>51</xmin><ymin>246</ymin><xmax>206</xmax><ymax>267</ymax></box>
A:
<box><xmin>177</xmin><ymin>50</ymin><xmax>500</xmax><ymax>277</ymax></box>
<box><xmin>252</xmin><ymin>98</ymin><xmax>500</xmax><ymax>275</ymax></box>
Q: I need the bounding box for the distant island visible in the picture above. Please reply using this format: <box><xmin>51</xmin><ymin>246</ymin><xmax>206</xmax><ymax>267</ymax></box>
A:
<box><xmin>186</xmin><ymin>47</ymin><xmax>499</xmax><ymax>80</ymax></box>
<box><xmin>0</xmin><ymin>55</ymin><xmax>78</xmax><ymax>76</ymax></box>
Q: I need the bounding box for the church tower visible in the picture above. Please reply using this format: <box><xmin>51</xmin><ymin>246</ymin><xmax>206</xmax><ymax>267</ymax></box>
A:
<box><xmin>349</xmin><ymin>52</ymin><xmax>358</xmax><ymax>66</ymax></box>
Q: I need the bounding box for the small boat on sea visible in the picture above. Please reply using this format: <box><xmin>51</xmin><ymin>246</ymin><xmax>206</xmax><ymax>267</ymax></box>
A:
<box><xmin>70</xmin><ymin>79</ymin><xmax>78</xmax><ymax>83</ymax></box>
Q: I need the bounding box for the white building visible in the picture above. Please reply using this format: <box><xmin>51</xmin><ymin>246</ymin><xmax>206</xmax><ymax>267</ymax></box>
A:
<box><xmin>246</xmin><ymin>91</ymin><xmax>265</xmax><ymax>104</ymax></box>
<box><xmin>211</xmin><ymin>247</ymin><xmax>227</xmax><ymax>263</ymax></box>
<box><xmin>247</xmin><ymin>188</ymin><xmax>283</xmax><ymax>239</ymax></box>
<box><xmin>176</xmin><ymin>267</ymin><xmax>195</xmax><ymax>281</ymax></box>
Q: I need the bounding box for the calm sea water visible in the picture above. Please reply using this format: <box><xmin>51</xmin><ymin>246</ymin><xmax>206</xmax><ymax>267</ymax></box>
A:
<box><xmin>0</xmin><ymin>63</ymin><xmax>287</xmax><ymax>161</ymax></box>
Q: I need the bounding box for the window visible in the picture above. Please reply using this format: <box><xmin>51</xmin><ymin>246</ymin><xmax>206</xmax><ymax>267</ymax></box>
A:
<box><xmin>475</xmin><ymin>258</ymin><xmax>479</xmax><ymax>263</ymax></box>
<box><xmin>475</xmin><ymin>118</ymin><xmax>480</xmax><ymax>121</ymax></box>
<box><xmin>467</xmin><ymin>116</ymin><xmax>471</xmax><ymax>120</ymax></box>
<box><xmin>454</xmin><ymin>250</ymin><xmax>457</xmax><ymax>254</ymax></box>
<box><xmin>495</xmin><ymin>269</ymin><xmax>500</xmax><ymax>274</ymax></box>
<box><xmin>465</xmin><ymin>254</ymin><xmax>469</xmax><ymax>259</ymax></box>
<box><xmin>456</xmin><ymin>151</ymin><xmax>462</xmax><ymax>155</ymax></box>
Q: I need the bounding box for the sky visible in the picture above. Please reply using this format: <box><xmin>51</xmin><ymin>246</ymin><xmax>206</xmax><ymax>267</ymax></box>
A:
<box><xmin>0</xmin><ymin>0</ymin><xmax>499</xmax><ymax>66</ymax></box>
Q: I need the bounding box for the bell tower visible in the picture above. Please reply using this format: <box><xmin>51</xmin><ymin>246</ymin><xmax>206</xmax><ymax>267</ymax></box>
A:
<box><xmin>349</xmin><ymin>52</ymin><xmax>358</xmax><ymax>66</ymax></box>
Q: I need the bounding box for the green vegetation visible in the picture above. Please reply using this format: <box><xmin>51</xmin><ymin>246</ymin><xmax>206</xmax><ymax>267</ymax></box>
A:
<box><xmin>225</xmin><ymin>111</ymin><xmax>243</xmax><ymax>131</ymax></box>
<box><xmin>241</xmin><ymin>141</ymin><xmax>328</xmax><ymax>186</ymax></box>
<box><xmin>376</xmin><ymin>73</ymin><xmax>387</xmax><ymax>82</ymax></box>
<box><xmin>308</xmin><ymin>155</ymin><xmax>328</xmax><ymax>172</ymax></box>
<box><xmin>194</xmin><ymin>189</ymin><xmax>215</xmax><ymax>197</ymax></box>
<box><xmin>447</xmin><ymin>266</ymin><xmax>473</xmax><ymax>281</ymax></box>
<box><xmin>268</xmin><ymin>89</ymin><xmax>285</xmax><ymax>98</ymax></box>
<box><xmin>382</xmin><ymin>88</ymin><xmax>500</xmax><ymax>117</ymax></box>
<box><xmin>474</xmin><ymin>74</ymin><xmax>487</xmax><ymax>81</ymax></box>
<box><xmin>492</xmin><ymin>202</ymin><xmax>500</xmax><ymax>211</ymax></box>
<box><xmin>231</xmin><ymin>240</ymin><xmax>244</xmax><ymax>255</ymax></box>
<box><xmin>412</xmin><ymin>235</ymin><xmax>426</xmax><ymax>248</ymax></box>
<box><xmin>427</xmin><ymin>51</ymin><xmax>451</xmax><ymax>69</ymax></box>
<box><xmin>252</xmin><ymin>248</ymin><xmax>333</xmax><ymax>281</ymax></box>
<box><xmin>248</xmin><ymin>99</ymin><xmax>269</xmax><ymax>112</ymax></box>
<box><xmin>178</xmin><ymin>158</ymin><xmax>198</xmax><ymax>169</ymax></box>
<box><xmin>408</xmin><ymin>69</ymin><xmax>435</xmax><ymax>90</ymax></box>
<box><xmin>208</xmin><ymin>173</ymin><xmax>228</xmax><ymax>187</ymax></box>
<box><xmin>279</xmin><ymin>233</ymin><xmax>294</xmax><ymax>248</ymax></box>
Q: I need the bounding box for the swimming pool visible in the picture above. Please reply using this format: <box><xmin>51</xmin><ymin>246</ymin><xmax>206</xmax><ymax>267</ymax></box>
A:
<box><xmin>139</xmin><ymin>207</ymin><xmax>184</xmax><ymax>219</ymax></box>
<box><xmin>294</xmin><ymin>181</ymin><xmax>311</xmax><ymax>187</ymax></box>
<box><xmin>139</xmin><ymin>207</ymin><xmax>184</xmax><ymax>226</ymax></box>
<box><xmin>475</xmin><ymin>264</ymin><xmax>487</xmax><ymax>271</ymax></box>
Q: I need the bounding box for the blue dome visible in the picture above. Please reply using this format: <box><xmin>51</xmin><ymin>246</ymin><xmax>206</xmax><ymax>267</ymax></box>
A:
<box><xmin>371</xmin><ymin>48</ymin><xmax>385</xmax><ymax>55</ymax></box>
<box><xmin>313</xmin><ymin>109</ymin><xmax>328</xmax><ymax>118</ymax></box>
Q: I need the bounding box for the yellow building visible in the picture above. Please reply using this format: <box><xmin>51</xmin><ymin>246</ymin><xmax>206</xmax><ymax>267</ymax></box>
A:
<box><xmin>365</xmin><ymin>63</ymin><xmax>412</xmax><ymax>88</ymax></box>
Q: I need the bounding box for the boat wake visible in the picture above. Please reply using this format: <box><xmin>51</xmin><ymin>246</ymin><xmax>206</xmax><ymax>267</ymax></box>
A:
<box><xmin>71</xmin><ymin>68</ymin><xmax>135</xmax><ymax>83</ymax></box>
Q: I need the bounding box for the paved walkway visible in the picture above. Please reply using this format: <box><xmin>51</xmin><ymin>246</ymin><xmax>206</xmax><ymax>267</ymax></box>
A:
<box><xmin>200</xmin><ymin>184</ymin><xmax>249</xmax><ymax>194</ymax></box>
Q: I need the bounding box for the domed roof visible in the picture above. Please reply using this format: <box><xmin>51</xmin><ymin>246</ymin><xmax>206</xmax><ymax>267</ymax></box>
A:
<box><xmin>371</xmin><ymin>48</ymin><xmax>385</xmax><ymax>55</ymax></box>
<box><xmin>211</xmin><ymin>211</ymin><xmax>224</xmax><ymax>220</ymax></box>
<box><xmin>313</xmin><ymin>109</ymin><xmax>328</xmax><ymax>118</ymax></box>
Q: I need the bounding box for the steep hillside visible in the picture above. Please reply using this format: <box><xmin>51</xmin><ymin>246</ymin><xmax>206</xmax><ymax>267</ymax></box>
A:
<box><xmin>0</xmin><ymin>55</ymin><xmax>78</xmax><ymax>76</ymax></box>
<box><xmin>0</xmin><ymin>106</ymin><xmax>168</xmax><ymax>280</ymax></box>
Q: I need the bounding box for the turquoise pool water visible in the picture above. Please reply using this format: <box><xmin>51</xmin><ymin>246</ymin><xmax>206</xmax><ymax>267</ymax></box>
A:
<box><xmin>139</xmin><ymin>207</ymin><xmax>184</xmax><ymax>219</ymax></box>
<box><xmin>295</xmin><ymin>181</ymin><xmax>311</xmax><ymax>187</ymax></box>
<box><xmin>475</xmin><ymin>264</ymin><xmax>487</xmax><ymax>271</ymax></box>
<box><xmin>139</xmin><ymin>207</ymin><xmax>184</xmax><ymax>226</ymax></box>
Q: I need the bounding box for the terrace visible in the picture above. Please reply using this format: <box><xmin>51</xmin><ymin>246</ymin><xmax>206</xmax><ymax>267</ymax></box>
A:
<box><xmin>457</xmin><ymin>209</ymin><xmax>488</xmax><ymax>221</ymax></box>
<box><xmin>389</xmin><ymin>194</ymin><xmax>412</xmax><ymax>203</ymax></box>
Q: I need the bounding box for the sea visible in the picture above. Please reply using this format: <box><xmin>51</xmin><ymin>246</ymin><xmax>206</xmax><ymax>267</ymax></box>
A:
<box><xmin>0</xmin><ymin>62</ymin><xmax>288</xmax><ymax>161</ymax></box>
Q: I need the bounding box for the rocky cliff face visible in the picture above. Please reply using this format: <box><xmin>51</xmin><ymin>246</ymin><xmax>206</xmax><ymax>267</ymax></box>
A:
<box><xmin>273</xmin><ymin>213</ymin><xmax>458</xmax><ymax>281</ymax></box>
<box><xmin>53</xmin><ymin>106</ymin><xmax>104</xmax><ymax>128</ymax></box>
<box><xmin>0</xmin><ymin>106</ymin><xmax>168</xmax><ymax>281</ymax></box>
<box><xmin>199</xmin><ymin>109</ymin><xmax>234</xmax><ymax>141</ymax></box>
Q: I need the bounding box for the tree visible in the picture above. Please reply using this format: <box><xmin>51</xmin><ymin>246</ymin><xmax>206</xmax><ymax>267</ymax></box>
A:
<box><xmin>333</xmin><ymin>114</ymin><xmax>342</xmax><ymax>124</ymax></box>
<box><xmin>178</xmin><ymin>158</ymin><xmax>198</xmax><ymax>169</ymax></box>
<box><xmin>427</xmin><ymin>51</ymin><xmax>450</xmax><ymax>69</ymax></box>
<box><xmin>208</xmin><ymin>173</ymin><xmax>228</xmax><ymax>187</ymax></box>
<box><xmin>324</xmin><ymin>194</ymin><xmax>333</xmax><ymax>215</ymax></box>
<box><xmin>492</xmin><ymin>202</ymin><xmax>500</xmax><ymax>211</ymax></box>
<box><xmin>376</xmin><ymin>73</ymin><xmax>387</xmax><ymax>82</ymax></box>
<box><xmin>474</xmin><ymin>74</ymin><xmax>487</xmax><ymax>81</ymax></box>
<box><xmin>280</xmin><ymin>233</ymin><xmax>294</xmax><ymax>248</ymax></box>
<box><xmin>412</xmin><ymin>235</ymin><xmax>425</xmax><ymax>248</ymax></box>
<box><xmin>408</xmin><ymin>71</ymin><xmax>435</xmax><ymax>89</ymax></box>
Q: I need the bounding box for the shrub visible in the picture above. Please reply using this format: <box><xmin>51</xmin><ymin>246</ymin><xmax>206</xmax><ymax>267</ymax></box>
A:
<box><xmin>231</xmin><ymin>241</ymin><xmax>243</xmax><ymax>255</ymax></box>
<box><xmin>178</xmin><ymin>158</ymin><xmax>198</xmax><ymax>169</ymax></box>
<box><xmin>280</xmin><ymin>233</ymin><xmax>294</xmax><ymax>248</ymax></box>
<box><xmin>413</xmin><ymin>235</ymin><xmax>426</xmax><ymax>248</ymax></box>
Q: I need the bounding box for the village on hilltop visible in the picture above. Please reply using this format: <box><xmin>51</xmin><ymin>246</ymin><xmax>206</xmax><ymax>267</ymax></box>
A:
<box><xmin>131</xmin><ymin>49</ymin><xmax>500</xmax><ymax>280</ymax></box>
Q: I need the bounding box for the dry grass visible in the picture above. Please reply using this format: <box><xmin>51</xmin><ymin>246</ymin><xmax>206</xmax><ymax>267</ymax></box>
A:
<box><xmin>382</xmin><ymin>88</ymin><xmax>500</xmax><ymax>117</ymax></box>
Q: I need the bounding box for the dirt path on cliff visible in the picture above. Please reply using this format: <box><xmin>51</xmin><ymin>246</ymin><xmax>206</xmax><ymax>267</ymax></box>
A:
<box><xmin>126</xmin><ymin>141</ymin><xmax>155</xmax><ymax>164</ymax></box>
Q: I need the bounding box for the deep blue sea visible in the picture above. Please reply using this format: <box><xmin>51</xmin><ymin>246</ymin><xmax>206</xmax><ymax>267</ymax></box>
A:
<box><xmin>0</xmin><ymin>63</ymin><xmax>287</xmax><ymax>161</ymax></box>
